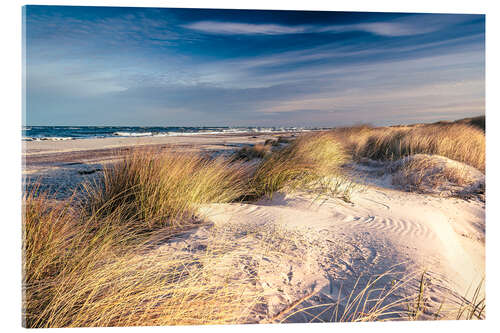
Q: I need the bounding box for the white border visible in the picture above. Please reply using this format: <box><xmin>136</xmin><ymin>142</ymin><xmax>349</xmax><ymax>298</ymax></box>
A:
<box><xmin>2</xmin><ymin>1</ymin><xmax>498</xmax><ymax>332</ymax></box>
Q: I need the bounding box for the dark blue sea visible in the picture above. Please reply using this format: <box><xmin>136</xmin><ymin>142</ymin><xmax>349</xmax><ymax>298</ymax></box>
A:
<box><xmin>22</xmin><ymin>126</ymin><xmax>318</xmax><ymax>141</ymax></box>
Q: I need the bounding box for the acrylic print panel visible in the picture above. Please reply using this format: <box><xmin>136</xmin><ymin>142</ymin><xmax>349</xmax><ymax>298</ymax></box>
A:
<box><xmin>22</xmin><ymin>4</ymin><xmax>485</xmax><ymax>328</ymax></box>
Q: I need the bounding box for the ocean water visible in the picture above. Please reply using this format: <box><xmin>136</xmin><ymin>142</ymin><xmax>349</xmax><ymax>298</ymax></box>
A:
<box><xmin>22</xmin><ymin>126</ymin><xmax>321</xmax><ymax>141</ymax></box>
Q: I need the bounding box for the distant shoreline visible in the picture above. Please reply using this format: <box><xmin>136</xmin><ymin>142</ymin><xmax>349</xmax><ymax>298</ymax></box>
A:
<box><xmin>23</xmin><ymin>131</ymin><xmax>302</xmax><ymax>173</ymax></box>
<box><xmin>22</xmin><ymin>125</ymin><xmax>324</xmax><ymax>142</ymax></box>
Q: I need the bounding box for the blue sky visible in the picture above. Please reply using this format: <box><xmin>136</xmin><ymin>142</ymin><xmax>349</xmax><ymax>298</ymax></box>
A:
<box><xmin>24</xmin><ymin>6</ymin><xmax>485</xmax><ymax>127</ymax></box>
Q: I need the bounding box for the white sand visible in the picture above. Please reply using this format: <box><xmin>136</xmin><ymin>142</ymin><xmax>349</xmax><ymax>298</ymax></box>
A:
<box><xmin>183</xmin><ymin>167</ymin><xmax>484</xmax><ymax>322</ymax></box>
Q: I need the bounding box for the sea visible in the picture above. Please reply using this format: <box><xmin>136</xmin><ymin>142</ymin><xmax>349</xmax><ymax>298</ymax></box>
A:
<box><xmin>22</xmin><ymin>126</ymin><xmax>324</xmax><ymax>141</ymax></box>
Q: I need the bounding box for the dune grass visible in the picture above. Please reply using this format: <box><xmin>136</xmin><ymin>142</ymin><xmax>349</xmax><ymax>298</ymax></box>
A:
<box><xmin>232</xmin><ymin>142</ymin><xmax>273</xmax><ymax>161</ymax></box>
<box><xmin>23</xmin><ymin>189</ymin><xmax>128</xmax><ymax>327</ymax></box>
<box><xmin>80</xmin><ymin>134</ymin><xmax>353</xmax><ymax>224</ymax></box>
<box><xmin>23</xmin><ymin>189</ymin><xmax>77</xmax><ymax>287</ymax></box>
<box><xmin>25</xmin><ymin>198</ymin><xmax>485</xmax><ymax>328</ymax></box>
<box><xmin>445</xmin><ymin>115</ymin><xmax>485</xmax><ymax>132</ymax></box>
<box><xmin>23</xmin><ymin>151</ymin><xmax>258</xmax><ymax>327</ymax></box>
<box><xmin>22</xmin><ymin>189</ymin><xmax>317</xmax><ymax>327</ymax></box>
<box><xmin>232</xmin><ymin>136</ymin><xmax>291</xmax><ymax>161</ymax></box>
<box><xmin>332</xmin><ymin>123</ymin><xmax>485</xmax><ymax>171</ymax></box>
<box><xmin>23</xmin><ymin>187</ymin><xmax>268</xmax><ymax>328</ymax></box>
<box><xmin>21</xmin><ymin>133</ymin><xmax>354</xmax><ymax>327</ymax></box>
<box><xmin>81</xmin><ymin>150</ymin><xmax>251</xmax><ymax>230</ymax></box>
<box><xmin>277</xmin><ymin>270</ymin><xmax>417</xmax><ymax>323</ymax></box>
<box><xmin>248</xmin><ymin>132</ymin><xmax>348</xmax><ymax>199</ymax></box>
<box><xmin>392</xmin><ymin>155</ymin><xmax>472</xmax><ymax>189</ymax></box>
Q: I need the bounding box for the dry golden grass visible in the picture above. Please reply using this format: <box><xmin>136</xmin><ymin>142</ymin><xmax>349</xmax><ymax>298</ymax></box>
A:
<box><xmin>22</xmin><ymin>188</ymin><xmax>318</xmax><ymax>327</ymax></box>
<box><xmin>81</xmin><ymin>150</ymin><xmax>251</xmax><ymax>230</ymax></box>
<box><xmin>444</xmin><ymin>115</ymin><xmax>485</xmax><ymax>132</ymax></box>
<box><xmin>391</xmin><ymin>154</ymin><xmax>476</xmax><ymax>193</ymax></box>
<box><xmin>23</xmin><ymin>187</ymin><xmax>485</xmax><ymax>327</ymax></box>
<box><xmin>23</xmin><ymin>140</ymin><xmax>343</xmax><ymax>327</ymax></box>
<box><xmin>332</xmin><ymin>123</ymin><xmax>485</xmax><ymax>171</ymax></box>
<box><xmin>249</xmin><ymin>132</ymin><xmax>348</xmax><ymax>199</ymax></box>
<box><xmin>23</xmin><ymin>189</ymin><xmax>129</xmax><ymax>327</ymax></box>
<box><xmin>232</xmin><ymin>136</ymin><xmax>292</xmax><ymax>161</ymax></box>
<box><xmin>23</xmin><ymin>189</ymin><xmax>266</xmax><ymax>327</ymax></box>
<box><xmin>232</xmin><ymin>142</ymin><xmax>273</xmax><ymax>161</ymax></box>
<box><xmin>27</xmin><ymin>240</ymin><xmax>262</xmax><ymax>327</ymax></box>
<box><xmin>23</xmin><ymin>152</ymin><xmax>264</xmax><ymax>327</ymax></box>
<box><xmin>23</xmin><ymin>189</ymin><xmax>76</xmax><ymax>286</ymax></box>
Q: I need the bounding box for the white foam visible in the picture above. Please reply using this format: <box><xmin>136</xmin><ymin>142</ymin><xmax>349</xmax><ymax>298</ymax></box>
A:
<box><xmin>23</xmin><ymin>137</ymin><xmax>74</xmax><ymax>141</ymax></box>
<box><xmin>156</xmin><ymin>128</ymin><xmax>312</xmax><ymax>137</ymax></box>
<box><xmin>113</xmin><ymin>132</ymin><xmax>153</xmax><ymax>137</ymax></box>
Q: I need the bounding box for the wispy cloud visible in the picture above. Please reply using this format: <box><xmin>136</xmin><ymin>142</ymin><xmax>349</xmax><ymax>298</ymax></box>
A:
<box><xmin>318</xmin><ymin>22</ymin><xmax>431</xmax><ymax>37</ymax></box>
<box><xmin>183</xmin><ymin>14</ymin><xmax>476</xmax><ymax>37</ymax></box>
<box><xmin>182</xmin><ymin>21</ymin><xmax>307</xmax><ymax>35</ymax></box>
<box><xmin>183</xmin><ymin>20</ymin><xmax>426</xmax><ymax>36</ymax></box>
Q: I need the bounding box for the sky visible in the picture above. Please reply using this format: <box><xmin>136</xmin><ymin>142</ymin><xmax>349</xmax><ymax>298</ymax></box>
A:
<box><xmin>23</xmin><ymin>6</ymin><xmax>485</xmax><ymax>127</ymax></box>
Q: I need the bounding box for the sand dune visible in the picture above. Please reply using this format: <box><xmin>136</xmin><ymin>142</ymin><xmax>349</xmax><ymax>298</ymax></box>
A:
<box><xmin>190</xmin><ymin>176</ymin><xmax>485</xmax><ymax>322</ymax></box>
<box><xmin>23</xmin><ymin>135</ymin><xmax>485</xmax><ymax>324</ymax></box>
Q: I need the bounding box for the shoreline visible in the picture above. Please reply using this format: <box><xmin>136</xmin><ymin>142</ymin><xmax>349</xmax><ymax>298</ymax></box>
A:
<box><xmin>22</xmin><ymin>131</ymin><xmax>300</xmax><ymax>199</ymax></box>
<box><xmin>23</xmin><ymin>131</ymin><xmax>300</xmax><ymax>171</ymax></box>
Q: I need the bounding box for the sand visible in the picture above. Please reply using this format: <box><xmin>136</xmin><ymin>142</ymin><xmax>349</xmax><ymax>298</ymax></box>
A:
<box><xmin>23</xmin><ymin>132</ymin><xmax>298</xmax><ymax>156</ymax></box>
<box><xmin>196</xmin><ymin>182</ymin><xmax>485</xmax><ymax>322</ymax></box>
<box><xmin>23</xmin><ymin>134</ymin><xmax>486</xmax><ymax>322</ymax></box>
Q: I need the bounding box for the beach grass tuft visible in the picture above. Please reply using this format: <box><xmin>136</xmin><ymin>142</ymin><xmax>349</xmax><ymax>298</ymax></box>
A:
<box><xmin>248</xmin><ymin>132</ymin><xmax>348</xmax><ymax>199</ymax></box>
<box><xmin>332</xmin><ymin>122</ymin><xmax>485</xmax><ymax>171</ymax></box>
<box><xmin>81</xmin><ymin>151</ymin><xmax>251</xmax><ymax>230</ymax></box>
<box><xmin>232</xmin><ymin>142</ymin><xmax>273</xmax><ymax>161</ymax></box>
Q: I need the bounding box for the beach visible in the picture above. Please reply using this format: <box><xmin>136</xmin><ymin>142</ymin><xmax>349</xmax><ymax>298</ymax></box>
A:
<box><xmin>23</xmin><ymin>125</ymin><xmax>485</xmax><ymax>325</ymax></box>
<box><xmin>23</xmin><ymin>132</ymin><xmax>296</xmax><ymax>197</ymax></box>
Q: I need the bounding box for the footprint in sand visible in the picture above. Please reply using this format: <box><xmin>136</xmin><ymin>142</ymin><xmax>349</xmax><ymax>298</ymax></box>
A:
<box><xmin>364</xmin><ymin>216</ymin><xmax>375</xmax><ymax>223</ymax></box>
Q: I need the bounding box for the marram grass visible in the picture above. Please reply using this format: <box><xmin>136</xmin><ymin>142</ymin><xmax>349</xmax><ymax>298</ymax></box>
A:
<box><xmin>249</xmin><ymin>132</ymin><xmax>348</xmax><ymax>199</ymax></box>
<box><xmin>332</xmin><ymin>123</ymin><xmax>485</xmax><ymax>171</ymax></box>
<box><xmin>81</xmin><ymin>151</ymin><xmax>251</xmax><ymax>230</ymax></box>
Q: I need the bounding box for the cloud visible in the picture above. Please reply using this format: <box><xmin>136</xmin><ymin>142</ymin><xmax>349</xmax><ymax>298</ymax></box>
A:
<box><xmin>182</xmin><ymin>21</ymin><xmax>307</xmax><ymax>35</ymax></box>
<box><xmin>357</xmin><ymin>22</ymin><xmax>423</xmax><ymax>36</ymax></box>
<box><xmin>319</xmin><ymin>22</ymin><xmax>432</xmax><ymax>37</ymax></box>
<box><xmin>183</xmin><ymin>14</ymin><xmax>479</xmax><ymax>37</ymax></box>
<box><xmin>264</xmin><ymin>80</ymin><xmax>484</xmax><ymax>114</ymax></box>
<box><xmin>26</xmin><ymin>10</ymin><xmax>186</xmax><ymax>54</ymax></box>
<box><xmin>183</xmin><ymin>20</ymin><xmax>423</xmax><ymax>36</ymax></box>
